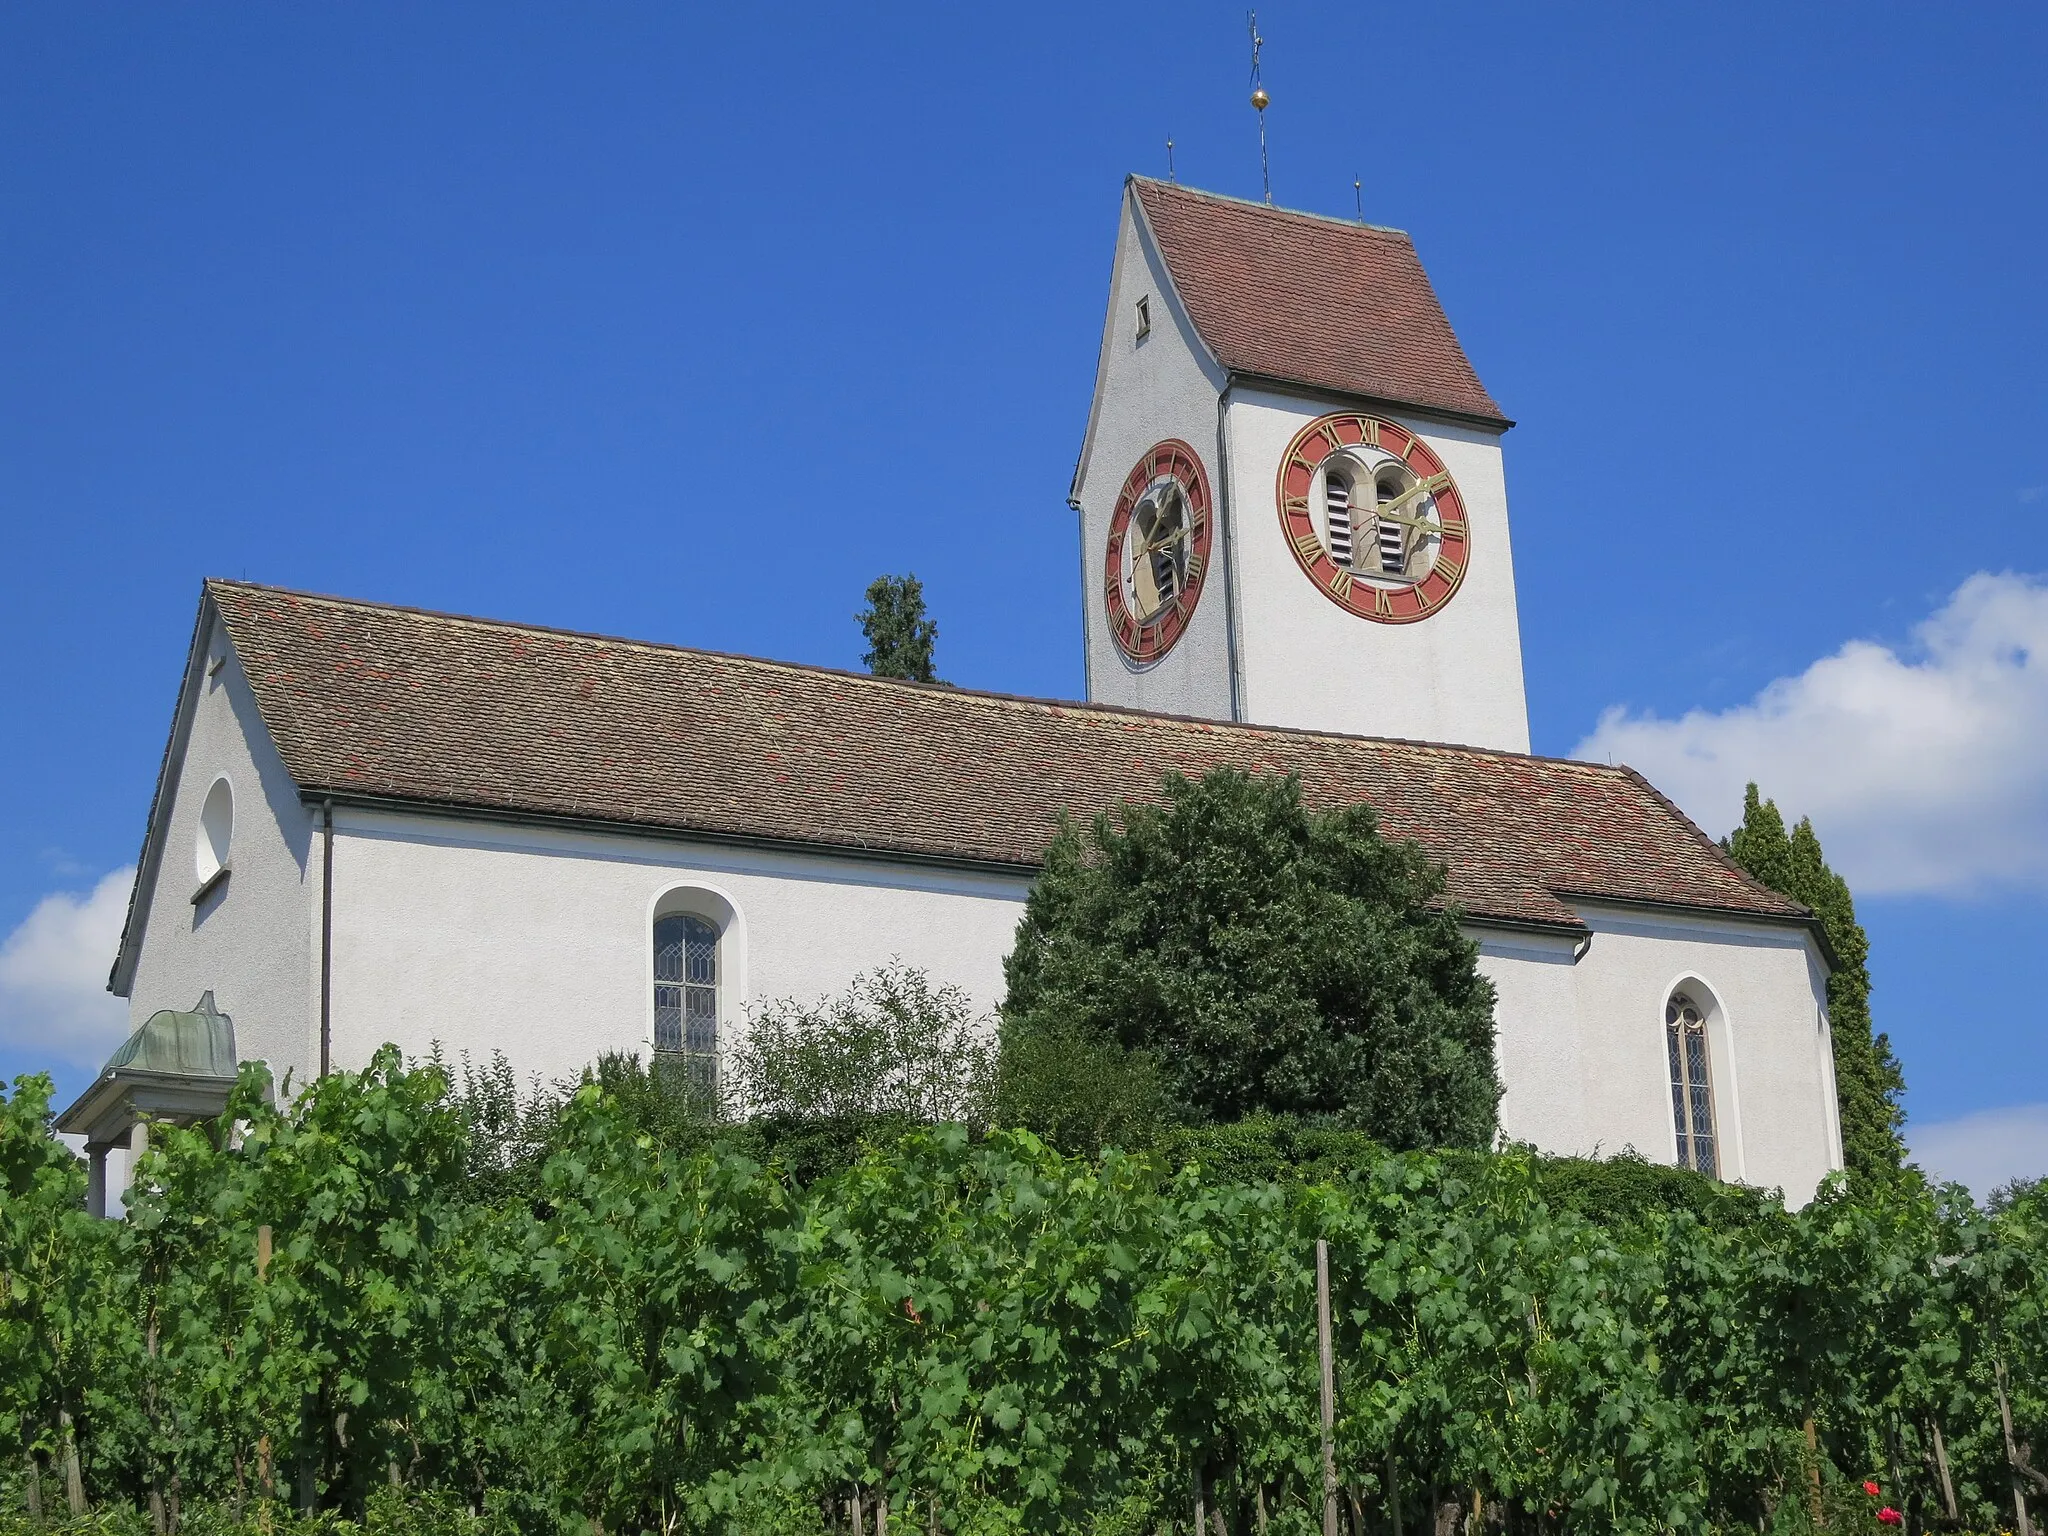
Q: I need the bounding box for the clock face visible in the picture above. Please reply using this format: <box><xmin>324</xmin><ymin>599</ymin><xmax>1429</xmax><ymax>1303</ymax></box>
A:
<box><xmin>1276</xmin><ymin>413</ymin><xmax>1471</xmax><ymax>624</ymax></box>
<box><xmin>1104</xmin><ymin>439</ymin><xmax>1214</xmax><ymax>664</ymax></box>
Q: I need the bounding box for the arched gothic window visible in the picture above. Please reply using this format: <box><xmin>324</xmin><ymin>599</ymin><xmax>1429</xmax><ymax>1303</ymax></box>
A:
<box><xmin>654</xmin><ymin>913</ymin><xmax>720</xmax><ymax>1090</ymax></box>
<box><xmin>1666</xmin><ymin>992</ymin><xmax>1718</xmax><ymax>1177</ymax></box>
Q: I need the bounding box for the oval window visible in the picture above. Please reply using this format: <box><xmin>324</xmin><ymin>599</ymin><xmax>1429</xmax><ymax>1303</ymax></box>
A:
<box><xmin>197</xmin><ymin>777</ymin><xmax>234</xmax><ymax>885</ymax></box>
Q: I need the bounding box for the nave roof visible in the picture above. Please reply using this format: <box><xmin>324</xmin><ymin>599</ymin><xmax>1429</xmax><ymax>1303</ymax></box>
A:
<box><xmin>196</xmin><ymin>579</ymin><xmax>1807</xmax><ymax>940</ymax></box>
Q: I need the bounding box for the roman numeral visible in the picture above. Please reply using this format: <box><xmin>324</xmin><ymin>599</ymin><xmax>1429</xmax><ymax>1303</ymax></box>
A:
<box><xmin>1373</xmin><ymin>586</ymin><xmax>1393</xmax><ymax>617</ymax></box>
<box><xmin>1360</xmin><ymin>417</ymin><xmax>1380</xmax><ymax>448</ymax></box>
<box><xmin>1421</xmin><ymin>471</ymin><xmax>1452</xmax><ymax>495</ymax></box>
<box><xmin>1186</xmin><ymin>552</ymin><xmax>1206</xmax><ymax>584</ymax></box>
<box><xmin>1282</xmin><ymin>495</ymin><xmax>1309</xmax><ymax>517</ymax></box>
<box><xmin>1435</xmin><ymin>551</ymin><xmax>1464</xmax><ymax>581</ymax></box>
<box><xmin>1329</xmin><ymin>568</ymin><xmax>1352</xmax><ymax>600</ymax></box>
<box><xmin>1294</xmin><ymin>532</ymin><xmax>1325</xmax><ymax>566</ymax></box>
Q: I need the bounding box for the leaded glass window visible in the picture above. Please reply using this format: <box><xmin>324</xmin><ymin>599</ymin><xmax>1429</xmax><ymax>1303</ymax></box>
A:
<box><xmin>654</xmin><ymin>913</ymin><xmax>719</xmax><ymax>1093</ymax></box>
<box><xmin>1666</xmin><ymin>992</ymin><xmax>1718</xmax><ymax>1178</ymax></box>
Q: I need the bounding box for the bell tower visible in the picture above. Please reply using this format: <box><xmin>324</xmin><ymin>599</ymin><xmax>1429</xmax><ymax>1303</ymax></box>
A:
<box><xmin>1070</xmin><ymin>177</ymin><xmax>1531</xmax><ymax>754</ymax></box>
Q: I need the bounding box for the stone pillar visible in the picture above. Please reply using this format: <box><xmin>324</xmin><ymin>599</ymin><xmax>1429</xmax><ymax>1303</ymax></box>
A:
<box><xmin>115</xmin><ymin>1119</ymin><xmax>150</xmax><ymax>1217</ymax></box>
<box><xmin>86</xmin><ymin>1144</ymin><xmax>109</xmax><ymax>1220</ymax></box>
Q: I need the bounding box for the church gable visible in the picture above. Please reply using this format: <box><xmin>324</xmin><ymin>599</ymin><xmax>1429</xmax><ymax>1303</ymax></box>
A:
<box><xmin>110</xmin><ymin>591</ymin><xmax>318</xmax><ymax>1073</ymax></box>
<box><xmin>205</xmin><ymin>579</ymin><xmax>1808</xmax><ymax>943</ymax></box>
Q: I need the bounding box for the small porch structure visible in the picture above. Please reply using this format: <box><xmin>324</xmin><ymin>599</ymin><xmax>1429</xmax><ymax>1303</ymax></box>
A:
<box><xmin>56</xmin><ymin>991</ymin><xmax>240</xmax><ymax>1217</ymax></box>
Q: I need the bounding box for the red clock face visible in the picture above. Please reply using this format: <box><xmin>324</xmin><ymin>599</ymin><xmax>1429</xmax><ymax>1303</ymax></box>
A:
<box><xmin>1105</xmin><ymin>439</ymin><xmax>1214</xmax><ymax>664</ymax></box>
<box><xmin>1276</xmin><ymin>413</ymin><xmax>1471</xmax><ymax>624</ymax></box>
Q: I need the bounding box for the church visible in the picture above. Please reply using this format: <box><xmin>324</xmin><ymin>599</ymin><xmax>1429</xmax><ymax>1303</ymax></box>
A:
<box><xmin>92</xmin><ymin>177</ymin><xmax>1846</xmax><ymax>1202</ymax></box>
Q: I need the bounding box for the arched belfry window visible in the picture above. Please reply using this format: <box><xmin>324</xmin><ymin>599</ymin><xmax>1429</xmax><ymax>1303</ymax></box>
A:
<box><xmin>1324</xmin><ymin>466</ymin><xmax>1355</xmax><ymax>568</ymax></box>
<box><xmin>1666</xmin><ymin>992</ymin><xmax>1718</xmax><ymax>1177</ymax></box>
<box><xmin>654</xmin><ymin>913</ymin><xmax>720</xmax><ymax>1089</ymax></box>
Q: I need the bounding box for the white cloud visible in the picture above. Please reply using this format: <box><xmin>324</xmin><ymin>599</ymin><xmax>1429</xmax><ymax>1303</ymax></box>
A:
<box><xmin>1910</xmin><ymin>1103</ymin><xmax>2048</xmax><ymax>1198</ymax></box>
<box><xmin>1574</xmin><ymin>572</ymin><xmax>2048</xmax><ymax>896</ymax></box>
<box><xmin>0</xmin><ymin>868</ymin><xmax>136</xmax><ymax>1069</ymax></box>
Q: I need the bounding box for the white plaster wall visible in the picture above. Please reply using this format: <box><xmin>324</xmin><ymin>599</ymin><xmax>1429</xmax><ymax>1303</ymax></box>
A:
<box><xmin>1566</xmin><ymin>905</ymin><xmax>1839</xmax><ymax>1204</ymax></box>
<box><xmin>1075</xmin><ymin>191</ymin><xmax>1235</xmax><ymax>721</ymax></box>
<box><xmin>122</xmin><ymin>617</ymin><xmax>318</xmax><ymax>1085</ymax></box>
<box><xmin>323</xmin><ymin>809</ymin><xmax>1035</xmax><ymax>1088</ymax></box>
<box><xmin>1472</xmin><ymin>926</ymin><xmax>1594</xmax><ymax>1155</ymax></box>
<box><xmin>1224</xmin><ymin>386</ymin><xmax>1531</xmax><ymax>751</ymax></box>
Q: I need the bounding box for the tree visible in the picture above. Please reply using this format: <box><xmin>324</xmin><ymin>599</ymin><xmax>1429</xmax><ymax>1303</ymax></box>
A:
<box><xmin>724</xmin><ymin>961</ymin><xmax>996</xmax><ymax>1125</ymax></box>
<box><xmin>1000</xmin><ymin>768</ymin><xmax>1501</xmax><ymax>1151</ymax></box>
<box><xmin>1724</xmin><ymin>783</ymin><xmax>1909</xmax><ymax>1190</ymax></box>
<box><xmin>857</xmin><ymin>573</ymin><xmax>940</xmax><ymax>683</ymax></box>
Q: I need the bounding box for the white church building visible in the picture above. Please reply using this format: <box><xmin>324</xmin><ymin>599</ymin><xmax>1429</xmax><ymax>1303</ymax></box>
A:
<box><xmin>96</xmin><ymin>178</ymin><xmax>1845</xmax><ymax>1200</ymax></box>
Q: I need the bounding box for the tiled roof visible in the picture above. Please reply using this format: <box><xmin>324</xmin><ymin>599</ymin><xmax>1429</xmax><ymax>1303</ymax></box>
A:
<box><xmin>207</xmin><ymin>580</ymin><xmax>1804</xmax><ymax>934</ymax></box>
<box><xmin>1132</xmin><ymin>178</ymin><xmax>1508</xmax><ymax>427</ymax></box>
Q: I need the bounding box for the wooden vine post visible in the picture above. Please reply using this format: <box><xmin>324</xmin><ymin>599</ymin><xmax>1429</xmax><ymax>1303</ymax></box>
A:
<box><xmin>1929</xmin><ymin>1418</ymin><xmax>1959</xmax><ymax>1524</ymax></box>
<box><xmin>58</xmin><ymin>1409</ymin><xmax>85</xmax><ymax>1516</ymax></box>
<box><xmin>255</xmin><ymin>1225</ymin><xmax>273</xmax><ymax>1529</ymax></box>
<box><xmin>1317</xmin><ymin>1238</ymin><xmax>1339</xmax><ymax>1536</ymax></box>
<box><xmin>1996</xmin><ymin>1358</ymin><xmax>2039</xmax><ymax>1536</ymax></box>
<box><xmin>1804</xmin><ymin>1417</ymin><xmax>1823</xmax><ymax>1528</ymax></box>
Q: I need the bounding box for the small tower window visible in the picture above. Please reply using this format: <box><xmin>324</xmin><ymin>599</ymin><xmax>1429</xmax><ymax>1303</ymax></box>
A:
<box><xmin>1666</xmin><ymin>992</ymin><xmax>1718</xmax><ymax>1178</ymax></box>
<box><xmin>1135</xmin><ymin>295</ymin><xmax>1151</xmax><ymax>341</ymax></box>
<box><xmin>1324</xmin><ymin>468</ymin><xmax>1354</xmax><ymax>568</ymax></box>
<box><xmin>654</xmin><ymin>913</ymin><xmax>720</xmax><ymax>1094</ymax></box>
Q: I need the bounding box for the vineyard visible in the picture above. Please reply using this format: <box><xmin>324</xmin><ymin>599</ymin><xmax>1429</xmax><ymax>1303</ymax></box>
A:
<box><xmin>3</xmin><ymin>1052</ymin><xmax>2045</xmax><ymax>1536</ymax></box>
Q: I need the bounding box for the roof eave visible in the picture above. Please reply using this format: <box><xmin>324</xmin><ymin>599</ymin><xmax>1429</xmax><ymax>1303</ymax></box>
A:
<box><xmin>1225</xmin><ymin>370</ymin><xmax>1514</xmax><ymax>434</ymax></box>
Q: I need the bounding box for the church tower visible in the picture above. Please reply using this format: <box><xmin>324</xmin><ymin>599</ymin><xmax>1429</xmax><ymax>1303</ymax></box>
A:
<box><xmin>1071</xmin><ymin>178</ymin><xmax>1531</xmax><ymax>753</ymax></box>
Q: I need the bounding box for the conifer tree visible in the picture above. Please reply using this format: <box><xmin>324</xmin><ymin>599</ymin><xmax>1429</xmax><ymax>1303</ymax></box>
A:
<box><xmin>1724</xmin><ymin>783</ymin><xmax>1909</xmax><ymax>1189</ymax></box>
<box><xmin>857</xmin><ymin>573</ymin><xmax>940</xmax><ymax>683</ymax></box>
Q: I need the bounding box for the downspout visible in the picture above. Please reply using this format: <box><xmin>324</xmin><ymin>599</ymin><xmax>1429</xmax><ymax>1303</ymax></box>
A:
<box><xmin>319</xmin><ymin>800</ymin><xmax>333</xmax><ymax>1078</ymax></box>
<box><xmin>1215</xmin><ymin>383</ymin><xmax>1246</xmax><ymax>721</ymax></box>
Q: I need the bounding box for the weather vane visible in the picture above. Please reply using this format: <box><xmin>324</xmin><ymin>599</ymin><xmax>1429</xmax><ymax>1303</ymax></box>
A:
<box><xmin>1354</xmin><ymin>174</ymin><xmax>1364</xmax><ymax>222</ymax></box>
<box><xmin>1248</xmin><ymin>12</ymin><xmax>1271</xmax><ymax>204</ymax></box>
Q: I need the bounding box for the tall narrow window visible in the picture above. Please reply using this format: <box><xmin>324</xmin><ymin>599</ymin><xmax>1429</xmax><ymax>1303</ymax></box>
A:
<box><xmin>1666</xmin><ymin>992</ymin><xmax>1718</xmax><ymax>1177</ymax></box>
<box><xmin>1325</xmin><ymin>469</ymin><xmax>1354</xmax><ymax>567</ymax></box>
<box><xmin>654</xmin><ymin>913</ymin><xmax>719</xmax><ymax>1091</ymax></box>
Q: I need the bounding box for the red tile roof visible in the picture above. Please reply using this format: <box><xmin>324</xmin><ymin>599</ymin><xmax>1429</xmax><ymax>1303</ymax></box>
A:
<box><xmin>1132</xmin><ymin>178</ymin><xmax>1508</xmax><ymax>427</ymax></box>
<box><xmin>201</xmin><ymin>581</ymin><xmax>1806</xmax><ymax>938</ymax></box>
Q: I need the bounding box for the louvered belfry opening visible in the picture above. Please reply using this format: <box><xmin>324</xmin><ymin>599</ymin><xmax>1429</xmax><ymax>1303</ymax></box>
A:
<box><xmin>1376</xmin><ymin>476</ymin><xmax>1408</xmax><ymax>575</ymax></box>
<box><xmin>1324</xmin><ymin>468</ymin><xmax>1354</xmax><ymax>567</ymax></box>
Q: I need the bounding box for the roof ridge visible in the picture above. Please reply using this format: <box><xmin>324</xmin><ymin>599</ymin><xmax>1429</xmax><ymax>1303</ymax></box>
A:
<box><xmin>1129</xmin><ymin>175</ymin><xmax>1412</xmax><ymax>239</ymax></box>
<box><xmin>204</xmin><ymin>577</ymin><xmax>1629</xmax><ymax>778</ymax></box>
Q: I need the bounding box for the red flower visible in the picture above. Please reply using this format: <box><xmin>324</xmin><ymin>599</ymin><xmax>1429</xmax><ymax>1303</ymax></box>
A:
<box><xmin>1863</xmin><ymin>1482</ymin><xmax>1881</xmax><ymax>1498</ymax></box>
<box><xmin>1877</xmin><ymin>1509</ymin><xmax>1902</xmax><ymax>1526</ymax></box>
<box><xmin>904</xmin><ymin>1297</ymin><xmax>923</xmax><ymax>1324</ymax></box>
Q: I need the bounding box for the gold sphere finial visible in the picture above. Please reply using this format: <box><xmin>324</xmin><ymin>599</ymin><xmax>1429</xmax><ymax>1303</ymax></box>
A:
<box><xmin>1251</xmin><ymin>86</ymin><xmax>1270</xmax><ymax>111</ymax></box>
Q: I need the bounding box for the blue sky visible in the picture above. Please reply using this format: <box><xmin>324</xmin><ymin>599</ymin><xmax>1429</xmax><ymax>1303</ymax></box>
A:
<box><xmin>3</xmin><ymin>4</ymin><xmax>2044</xmax><ymax>1188</ymax></box>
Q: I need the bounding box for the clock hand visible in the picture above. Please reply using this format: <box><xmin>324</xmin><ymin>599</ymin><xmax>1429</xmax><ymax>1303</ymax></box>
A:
<box><xmin>1375</xmin><ymin>510</ymin><xmax>1445</xmax><ymax>536</ymax></box>
<box><xmin>1373</xmin><ymin>480</ymin><xmax>1434</xmax><ymax>519</ymax></box>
